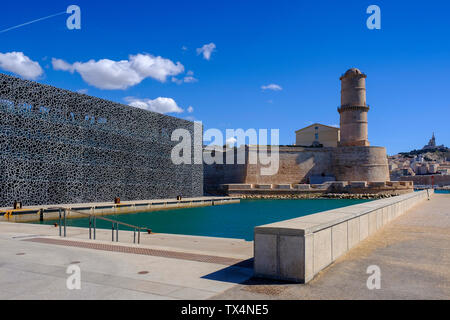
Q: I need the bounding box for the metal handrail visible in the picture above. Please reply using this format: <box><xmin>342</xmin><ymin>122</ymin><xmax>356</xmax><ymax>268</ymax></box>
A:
<box><xmin>48</xmin><ymin>207</ymin><xmax>150</xmax><ymax>244</ymax></box>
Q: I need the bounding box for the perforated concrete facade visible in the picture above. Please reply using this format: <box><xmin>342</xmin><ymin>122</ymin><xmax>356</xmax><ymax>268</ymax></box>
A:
<box><xmin>0</xmin><ymin>73</ymin><xmax>203</xmax><ymax>207</ymax></box>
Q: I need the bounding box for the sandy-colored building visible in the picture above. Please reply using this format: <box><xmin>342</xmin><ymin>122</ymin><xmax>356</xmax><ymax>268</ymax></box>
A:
<box><xmin>295</xmin><ymin>123</ymin><xmax>340</xmax><ymax>147</ymax></box>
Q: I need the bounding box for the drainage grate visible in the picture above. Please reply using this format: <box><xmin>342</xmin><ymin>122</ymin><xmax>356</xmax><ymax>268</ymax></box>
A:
<box><xmin>24</xmin><ymin>237</ymin><xmax>250</xmax><ymax>267</ymax></box>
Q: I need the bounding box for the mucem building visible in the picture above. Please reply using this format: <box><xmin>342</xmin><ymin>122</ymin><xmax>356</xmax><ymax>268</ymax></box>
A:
<box><xmin>0</xmin><ymin>73</ymin><xmax>203</xmax><ymax>207</ymax></box>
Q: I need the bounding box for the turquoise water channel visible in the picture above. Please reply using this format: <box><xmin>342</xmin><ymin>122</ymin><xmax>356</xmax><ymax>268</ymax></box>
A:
<box><xmin>36</xmin><ymin>199</ymin><xmax>371</xmax><ymax>241</ymax></box>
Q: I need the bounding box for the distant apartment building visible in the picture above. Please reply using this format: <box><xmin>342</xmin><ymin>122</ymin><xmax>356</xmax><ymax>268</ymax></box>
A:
<box><xmin>429</xmin><ymin>163</ymin><xmax>439</xmax><ymax>174</ymax></box>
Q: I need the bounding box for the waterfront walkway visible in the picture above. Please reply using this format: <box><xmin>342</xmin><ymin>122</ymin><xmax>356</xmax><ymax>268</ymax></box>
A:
<box><xmin>0</xmin><ymin>194</ymin><xmax>449</xmax><ymax>299</ymax></box>
<box><xmin>0</xmin><ymin>196</ymin><xmax>240</xmax><ymax>223</ymax></box>
<box><xmin>214</xmin><ymin>193</ymin><xmax>450</xmax><ymax>299</ymax></box>
<box><xmin>0</xmin><ymin>223</ymin><xmax>253</xmax><ymax>299</ymax></box>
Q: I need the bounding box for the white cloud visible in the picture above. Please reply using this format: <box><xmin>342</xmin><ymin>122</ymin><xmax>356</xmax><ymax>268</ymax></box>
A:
<box><xmin>171</xmin><ymin>77</ymin><xmax>183</xmax><ymax>85</ymax></box>
<box><xmin>125</xmin><ymin>97</ymin><xmax>184</xmax><ymax>114</ymax></box>
<box><xmin>0</xmin><ymin>52</ymin><xmax>43</xmax><ymax>80</ymax></box>
<box><xmin>183</xmin><ymin>70</ymin><xmax>197</xmax><ymax>82</ymax></box>
<box><xmin>182</xmin><ymin>46</ymin><xmax>188</xmax><ymax>51</ymax></box>
<box><xmin>77</xmin><ymin>89</ymin><xmax>88</xmax><ymax>94</ymax></box>
<box><xmin>172</xmin><ymin>75</ymin><xmax>198</xmax><ymax>84</ymax></box>
<box><xmin>261</xmin><ymin>84</ymin><xmax>282</xmax><ymax>91</ymax></box>
<box><xmin>52</xmin><ymin>53</ymin><xmax>184</xmax><ymax>90</ymax></box>
<box><xmin>52</xmin><ymin>58</ymin><xmax>74</xmax><ymax>72</ymax></box>
<box><xmin>183</xmin><ymin>76</ymin><xmax>198</xmax><ymax>83</ymax></box>
<box><xmin>226</xmin><ymin>137</ymin><xmax>237</xmax><ymax>146</ymax></box>
<box><xmin>196</xmin><ymin>43</ymin><xmax>216</xmax><ymax>60</ymax></box>
<box><xmin>187</xmin><ymin>106</ymin><xmax>194</xmax><ymax>113</ymax></box>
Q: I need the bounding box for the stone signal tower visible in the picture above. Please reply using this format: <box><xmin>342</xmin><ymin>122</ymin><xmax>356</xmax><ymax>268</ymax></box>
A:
<box><xmin>333</xmin><ymin>68</ymin><xmax>390</xmax><ymax>182</ymax></box>
<box><xmin>338</xmin><ymin>68</ymin><xmax>370</xmax><ymax>147</ymax></box>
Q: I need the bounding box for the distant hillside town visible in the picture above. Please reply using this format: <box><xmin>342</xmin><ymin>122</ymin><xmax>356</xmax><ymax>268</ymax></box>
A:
<box><xmin>389</xmin><ymin>133</ymin><xmax>450</xmax><ymax>187</ymax></box>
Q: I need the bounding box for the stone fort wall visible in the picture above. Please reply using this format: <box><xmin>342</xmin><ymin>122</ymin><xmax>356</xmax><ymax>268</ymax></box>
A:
<box><xmin>0</xmin><ymin>73</ymin><xmax>203</xmax><ymax>207</ymax></box>
<box><xmin>333</xmin><ymin>146</ymin><xmax>389</xmax><ymax>182</ymax></box>
<box><xmin>204</xmin><ymin>145</ymin><xmax>389</xmax><ymax>190</ymax></box>
<box><xmin>204</xmin><ymin>146</ymin><xmax>334</xmax><ymax>190</ymax></box>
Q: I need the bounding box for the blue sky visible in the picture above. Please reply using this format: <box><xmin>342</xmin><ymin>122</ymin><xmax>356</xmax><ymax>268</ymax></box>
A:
<box><xmin>0</xmin><ymin>0</ymin><xmax>449</xmax><ymax>155</ymax></box>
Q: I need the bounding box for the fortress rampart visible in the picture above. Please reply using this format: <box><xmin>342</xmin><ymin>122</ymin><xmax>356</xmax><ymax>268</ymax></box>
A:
<box><xmin>204</xmin><ymin>145</ymin><xmax>393</xmax><ymax>193</ymax></box>
<box><xmin>204</xmin><ymin>68</ymin><xmax>403</xmax><ymax>196</ymax></box>
<box><xmin>333</xmin><ymin>146</ymin><xmax>389</xmax><ymax>182</ymax></box>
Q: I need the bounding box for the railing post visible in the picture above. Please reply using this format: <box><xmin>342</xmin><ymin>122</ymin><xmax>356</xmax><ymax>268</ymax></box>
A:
<box><xmin>112</xmin><ymin>223</ymin><xmax>114</xmax><ymax>242</ymax></box>
<box><xmin>134</xmin><ymin>228</ymin><xmax>136</xmax><ymax>244</ymax></box>
<box><xmin>116</xmin><ymin>223</ymin><xmax>119</xmax><ymax>242</ymax></box>
<box><xmin>89</xmin><ymin>216</ymin><xmax>92</xmax><ymax>239</ymax></box>
<box><xmin>138</xmin><ymin>228</ymin><xmax>140</xmax><ymax>244</ymax></box>
<box><xmin>63</xmin><ymin>209</ymin><xmax>66</xmax><ymax>237</ymax></box>
<box><xmin>93</xmin><ymin>216</ymin><xmax>96</xmax><ymax>240</ymax></box>
<box><xmin>58</xmin><ymin>209</ymin><xmax>62</xmax><ymax>237</ymax></box>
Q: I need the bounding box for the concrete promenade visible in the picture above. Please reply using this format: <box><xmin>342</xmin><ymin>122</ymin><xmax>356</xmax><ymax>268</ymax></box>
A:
<box><xmin>0</xmin><ymin>223</ymin><xmax>253</xmax><ymax>299</ymax></box>
<box><xmin>0</xmin><ymin>194</ymin><xmax>449</xmax><ymax>299</ymax></box>
<box><xmin>215</xmin><ymin>193</ymin><xmax>450</xmax><ymax>299</ymax></box>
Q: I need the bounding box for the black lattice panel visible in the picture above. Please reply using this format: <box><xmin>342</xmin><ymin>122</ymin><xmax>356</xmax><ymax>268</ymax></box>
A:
<box><xmin>0</xmin><ymin>73</ymin><xmax>203</xmax><ymax>207</ymax></box>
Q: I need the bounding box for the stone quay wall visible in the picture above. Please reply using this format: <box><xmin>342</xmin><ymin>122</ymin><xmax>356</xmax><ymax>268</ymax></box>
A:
<box><xmin>220</xmin><ymin>180</ymin><xmax>413</xmax><ymax>197</ymax></box>
<box><xmin>253</xmin><ymin>189</ymin><xmax>433</xmax><ymax>283</ymax></box>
